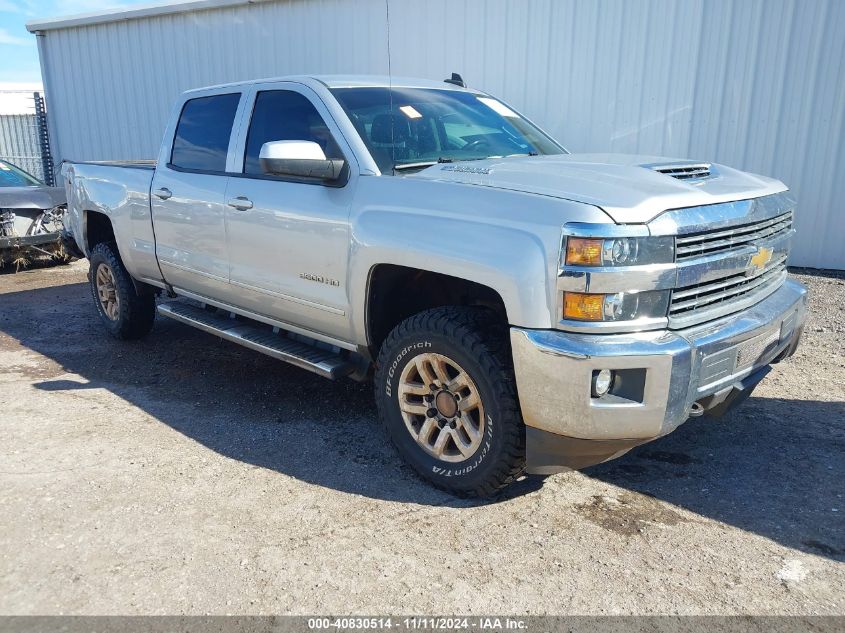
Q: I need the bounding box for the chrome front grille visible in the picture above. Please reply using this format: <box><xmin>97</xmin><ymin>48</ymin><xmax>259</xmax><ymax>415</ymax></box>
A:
<box><xmin>670</xmin><ymin>256</ymin><xmax>787</xmax><ymax>321</ymax></box>
<box><xmin>652</xmin><ymin>193</ymin><xmax>797</xmax><ymax>329</ymax></box>
<box><xmin>675</xmin><ymin>211</ymin><xmax>793</xmax><ymax>261</ymax></box>
<box><xmin>675</xmin><ymin>211</ymin><xmax>792</xmax><ymax>261</ymax></box>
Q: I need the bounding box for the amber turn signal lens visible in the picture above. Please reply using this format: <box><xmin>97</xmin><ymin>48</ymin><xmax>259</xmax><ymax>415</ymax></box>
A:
<box><xmin>563</xmin><ymin>292</ymin><xmax>605</xmax><ymax>321</ymax></box>
<box><xmin>565</xmin><ymin>238</ymin><xmax>603</xmax><ymax>266</ymax></box>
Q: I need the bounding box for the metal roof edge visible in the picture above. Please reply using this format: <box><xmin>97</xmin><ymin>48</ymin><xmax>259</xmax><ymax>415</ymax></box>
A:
<box><xmin>26</xmin><ymin>0</ymin><xmax>273</xmax><ymax>33</ymax></box>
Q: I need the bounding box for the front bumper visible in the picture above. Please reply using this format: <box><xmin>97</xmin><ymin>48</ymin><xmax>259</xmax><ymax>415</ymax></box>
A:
<box><xmin>511</xmin><ymin>278</ymin><xmax>808</xmax><ymax>474</ymax></box>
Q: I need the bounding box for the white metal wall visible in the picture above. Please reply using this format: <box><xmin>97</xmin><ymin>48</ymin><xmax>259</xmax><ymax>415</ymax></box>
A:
<box><xmin>35</xmin><ymin>0</ymin><xmax>390</xmax><ymax>162</ymax></box>
<box><xmin>34</xmin><ymin>0</ymin><xmax>845</xmax><ymax>268</ymax></box>
<box><xmin>0</xmin><ymin>113</ymin><xmax>43</xmax><ymax>182</ymax></box>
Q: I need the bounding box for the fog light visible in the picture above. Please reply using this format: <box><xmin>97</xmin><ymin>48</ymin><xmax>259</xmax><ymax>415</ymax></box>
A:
<box><xmin>592</xmin><ymin>369</ymin><xmax>614</xmax><ymax>397</ymax></box>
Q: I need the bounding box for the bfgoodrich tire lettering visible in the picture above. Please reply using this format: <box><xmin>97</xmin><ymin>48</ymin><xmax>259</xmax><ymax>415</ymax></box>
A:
<box><xmin>375</xmin><ymin>307</ymin><xmax>525</xmax><ymax>497</ymax></box>
<box><xmin>88</xmin><ymin>241</ymin><xmax>156</xmax><ymax>340</ymax></box>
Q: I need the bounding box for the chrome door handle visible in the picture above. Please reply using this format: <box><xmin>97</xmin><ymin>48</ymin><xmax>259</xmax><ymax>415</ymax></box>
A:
<box><xmin>227</xmin><ymin>196</ymin><xmax>253</xmax><ymax>211</ymax></box>
<box><xmin>153</xmin><ymin>187</ymin><xmax>172</xmax><ymax>200</ymax></box>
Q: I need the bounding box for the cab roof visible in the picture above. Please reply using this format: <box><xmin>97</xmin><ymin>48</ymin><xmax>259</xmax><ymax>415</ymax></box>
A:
<box><xmin>182</xmin><ymin>75</ymin><xmax>478</xmax><ymax>95</ymax></box>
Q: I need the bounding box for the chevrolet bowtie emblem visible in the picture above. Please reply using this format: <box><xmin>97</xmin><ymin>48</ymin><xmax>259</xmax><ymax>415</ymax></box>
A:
<box><xmin>747</xmin><ymin>246</ymin><xmax>773</xmax><ymax>276</ymax></box>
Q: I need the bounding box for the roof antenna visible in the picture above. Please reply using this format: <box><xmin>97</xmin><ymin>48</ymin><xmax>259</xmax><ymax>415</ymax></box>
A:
<box><xmin>444</xmin><ymin>73</ymin><xmax>466</xmax><ymax>88</ymax></box>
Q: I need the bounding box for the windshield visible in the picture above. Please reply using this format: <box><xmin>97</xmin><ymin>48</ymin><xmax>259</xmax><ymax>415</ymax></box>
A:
<box><xmin>330</xmin><ymin>87</ymin><xmax>566</xmax><ymax>173</ymax></box>
<box><xmin>0</xmin><ymin>160</ymin><xmax>42</xmax><ymax>187</ymax></box>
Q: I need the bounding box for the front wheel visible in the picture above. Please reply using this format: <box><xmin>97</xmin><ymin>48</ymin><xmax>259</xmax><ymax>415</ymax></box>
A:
<box><xmin>88</xmin><ymin>241</ymin><xmax>155</xmax><ymax>340</ymax></box>
<box><xmin>375</xmin><ymin>307</ymin><xmax>525</xmax><ymax>497</ymax></box>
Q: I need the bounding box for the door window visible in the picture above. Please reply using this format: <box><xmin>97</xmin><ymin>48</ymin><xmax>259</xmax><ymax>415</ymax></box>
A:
<box><xmin>170</xmin><ymin>93</ymin><xmax>241</xmax><ymax>172</ymax></box>
<box><xmin>243</xmin><ymin>90</ymin><xmax>343</xmax><ymax>175</ymax></box>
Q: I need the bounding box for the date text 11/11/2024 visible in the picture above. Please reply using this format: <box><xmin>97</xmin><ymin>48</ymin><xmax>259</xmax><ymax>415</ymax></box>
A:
<box><xmin>307</xmin><ymin>617</ymin><xmax>528</xmax><ymax>630</ymax></box>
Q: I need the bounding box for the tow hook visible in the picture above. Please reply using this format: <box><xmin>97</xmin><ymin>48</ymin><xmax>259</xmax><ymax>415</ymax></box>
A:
<box><xmin>688</xmin><ymin>401</ymin><xmax>705</xmax><ymax>418</ymax></box>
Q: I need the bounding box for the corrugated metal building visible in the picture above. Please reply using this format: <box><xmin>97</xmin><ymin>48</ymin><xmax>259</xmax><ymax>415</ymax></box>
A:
<box><xmin>0</xmin><ymin>113</ymin><xmax>43</xmax><ymax>182</ymax></box>
<box><xmin>0</xmin><ymin>91</ymin><xmax>49</xmax><ymax>182</ymax></box>
<box><xmin>27</xmin><ymin>0</ymin><xmax>845</xmax><ymax>269</ymax></box>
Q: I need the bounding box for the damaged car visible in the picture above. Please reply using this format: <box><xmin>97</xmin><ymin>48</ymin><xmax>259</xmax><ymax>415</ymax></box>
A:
<box><xmin>0</xmin><ymin>159</ymin><xmax>72</xmax><ymax>270</ymax></box>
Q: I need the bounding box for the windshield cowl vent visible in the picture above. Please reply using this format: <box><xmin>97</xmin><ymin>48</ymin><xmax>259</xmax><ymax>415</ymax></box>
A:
<box><xmin>649</xmin><ymin>163</ymin><xmax>713</xmax><ymax>181</ymax></box>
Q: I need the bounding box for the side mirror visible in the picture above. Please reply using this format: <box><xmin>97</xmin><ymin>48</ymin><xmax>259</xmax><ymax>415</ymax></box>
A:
<box><xmin>259</xmin><ymin>140</ymin><xmax>345</xmax><ymax>181</ymax></box>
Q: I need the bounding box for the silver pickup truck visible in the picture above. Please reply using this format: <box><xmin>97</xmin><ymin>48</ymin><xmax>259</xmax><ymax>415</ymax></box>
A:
<box><xmin>62</xmin><ymin>75</ymin><xmax>807</xmax><ymax>496</ymax></box>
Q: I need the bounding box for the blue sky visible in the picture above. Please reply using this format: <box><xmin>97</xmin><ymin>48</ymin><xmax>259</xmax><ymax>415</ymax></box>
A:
<box><xmin>0</xmin><ymin>0</ymin><xmax>154</xmax><ymax>85</ymax></box>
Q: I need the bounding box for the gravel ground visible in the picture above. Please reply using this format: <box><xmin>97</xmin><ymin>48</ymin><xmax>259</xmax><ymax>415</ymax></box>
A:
<box><xmin>0</xmin><ymin>261</ymin><xmax>842</xmax><ymax>615</ymax></box>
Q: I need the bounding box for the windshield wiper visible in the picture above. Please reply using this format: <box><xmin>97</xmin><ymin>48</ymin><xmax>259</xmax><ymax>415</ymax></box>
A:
<box><xmin>393</xmin><ymin>160</ymin><xmax>443</xmax><ymax>172</ymax></box>
<box><xmin>393</xmin><ymin>156</ymin><xmax>492</xmax><ymax>172</ymax></box>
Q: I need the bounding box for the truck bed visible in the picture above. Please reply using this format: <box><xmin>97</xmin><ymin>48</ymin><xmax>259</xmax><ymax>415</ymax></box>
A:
<box><xmin>61</xmin><ymin>160</ymin><xmax>161</xmax><ymax>284</ymax></box>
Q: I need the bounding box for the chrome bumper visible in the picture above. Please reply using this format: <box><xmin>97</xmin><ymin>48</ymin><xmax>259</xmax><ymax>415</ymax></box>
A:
<box><xmin>511</xmin><ymin>279</ymin><xmax>808</xmax><ymax>473</ymax></box>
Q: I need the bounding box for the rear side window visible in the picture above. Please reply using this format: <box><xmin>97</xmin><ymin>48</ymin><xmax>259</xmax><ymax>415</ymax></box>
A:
<box><xmin>171</xmin><ymin>93</ymin><xmax>241</xmax><ymax>172</ymax></box>
<box><xmin>243</xmin><ymin>90</ymin><xmax>343</xmax><ymax>175</ymax></box>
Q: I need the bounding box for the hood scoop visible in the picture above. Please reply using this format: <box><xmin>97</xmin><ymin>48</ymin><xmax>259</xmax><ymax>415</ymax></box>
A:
<box><xmin>648</xmin><ymin>162</ymin><xmax>714</xmax><ymax>182</ymax></box>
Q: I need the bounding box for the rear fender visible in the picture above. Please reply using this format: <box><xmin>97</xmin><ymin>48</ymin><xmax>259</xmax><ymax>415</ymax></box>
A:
<box><xmin>63</xmin><ymin>162</ymin><xmax>162</xmax><ymax>285</ymax></box>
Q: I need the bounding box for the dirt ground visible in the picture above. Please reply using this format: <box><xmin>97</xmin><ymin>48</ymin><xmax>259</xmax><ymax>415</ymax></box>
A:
<box><xmin>0</xmin><ymin>261</ymin><xmax>842</xmax><ymax>615</ymax></box>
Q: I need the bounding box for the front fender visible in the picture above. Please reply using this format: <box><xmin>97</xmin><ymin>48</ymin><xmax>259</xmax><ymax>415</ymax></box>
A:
<box><xmin>346</xmin><ymin>176</ymin><xmax>614</xmax><ymax>347</ymax></box>
<box><xmin>349</xmin><ymin>210</ymin><xmax>556</xmax><ymax>341</ymax></box>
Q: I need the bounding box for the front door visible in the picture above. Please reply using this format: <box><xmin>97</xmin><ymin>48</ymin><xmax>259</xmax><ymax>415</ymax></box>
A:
<box><xmin>223</xmin><ymin>85</ymin><xmax>355</xmax><ymax>340</ymax></box>
<box><xmin>151</xmin><ymin>91</ymin><xmax>242</xmax><ymax>298</ymax></box>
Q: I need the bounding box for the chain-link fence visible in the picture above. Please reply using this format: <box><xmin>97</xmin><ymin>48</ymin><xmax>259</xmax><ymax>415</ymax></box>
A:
<box><xmin>0</xmin><ymin>91</ymin><xmax>54</xmax><ymax>185</ymax></box>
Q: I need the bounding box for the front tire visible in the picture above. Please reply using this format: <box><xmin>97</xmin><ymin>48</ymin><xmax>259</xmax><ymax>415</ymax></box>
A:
<box><xmin>375</xmin><ymin>307</ymin><xmax>525</xmax><ymax>497</ymax></box>
<box><xmin>88</xmin><ymin>241</ymin><xmax>155</xmax><ymax>340</ymax></box>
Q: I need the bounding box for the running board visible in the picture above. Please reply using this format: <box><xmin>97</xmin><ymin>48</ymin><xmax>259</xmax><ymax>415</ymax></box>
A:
<box><xmin>157</xmin><ymin>302</ymin><xmax>354</xmax><ymax>380</ymax></box>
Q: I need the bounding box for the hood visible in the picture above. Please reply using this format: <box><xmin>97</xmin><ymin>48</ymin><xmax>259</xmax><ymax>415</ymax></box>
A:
<box><xmin>411</xmin><ymin>154</ymin><xmax>787</xmax><ymax>224</ymax></box>
<box><xmin>0</xmin><ymin>186</ymin><xmax>66</xmax><ymax>211</ymax></box>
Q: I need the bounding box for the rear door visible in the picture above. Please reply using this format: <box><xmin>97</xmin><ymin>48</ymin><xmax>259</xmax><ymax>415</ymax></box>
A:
<box><xmin>150</xmin><ymin>90</ymin><xmax>245</xmax><ymax>298</ymax></box>
<box><xmin>222</xmin><ymin>82</ymin><xmax>357</xmax><ymax>340</ymax></box>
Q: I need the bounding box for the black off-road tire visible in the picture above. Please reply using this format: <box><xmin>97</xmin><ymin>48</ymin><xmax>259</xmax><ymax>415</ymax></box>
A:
<box><xmin>375</xmin><ymin>307</ymin><xmax>525</xmax><ymax>497</ymax></box>
<box><xmin>88</xmin><ymin>241</ymin><xmax>156</xmax><ymax>340</ymax></box>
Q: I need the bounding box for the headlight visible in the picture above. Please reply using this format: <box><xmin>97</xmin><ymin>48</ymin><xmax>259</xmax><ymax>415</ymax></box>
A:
<box><xmin>563</xmin><ymin>290</ymin><xmax>670</xmax><ymax>322</ymax></box>
<box><xmin>563</xmin><ymin>236</ymin><xmax>674</xmax><ymax>267</ymax></box>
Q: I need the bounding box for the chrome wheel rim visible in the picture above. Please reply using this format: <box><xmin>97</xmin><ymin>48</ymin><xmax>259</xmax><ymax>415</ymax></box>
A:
<box><xmin>397</xmin><ymin>352</ymin><xmax>485</xmax><ymax>463</ymax></box>
<box><xmin>95</xmin><ymin>263</ymin><xmax>120</xmax><ymax>321</ymax></box>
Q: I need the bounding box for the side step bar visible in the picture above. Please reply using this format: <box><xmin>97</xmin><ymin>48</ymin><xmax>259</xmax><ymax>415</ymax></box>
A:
<box><xmin>157</xmin><ymin>302</ymin><xmax>354</xmax><ymax>380</ymax></box>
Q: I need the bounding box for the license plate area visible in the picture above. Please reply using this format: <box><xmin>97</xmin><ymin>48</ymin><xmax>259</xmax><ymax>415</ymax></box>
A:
<box><xmin>697</xmin><ymin>318</ymin><xmax>790</xmax><ymax>393</ymax></box>
<box><xmin>735</xmin><ymin>328</ymin><xmax>780</xmax><ymax>371</ymax></box>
